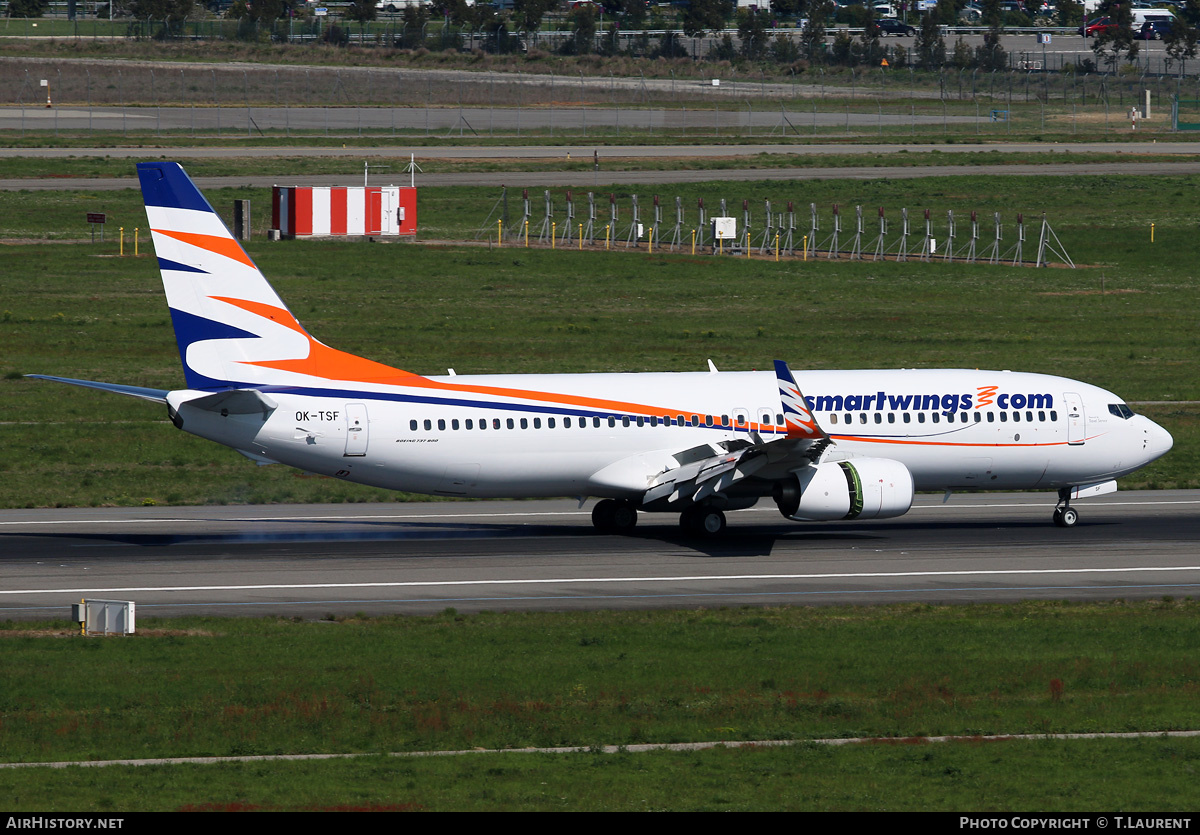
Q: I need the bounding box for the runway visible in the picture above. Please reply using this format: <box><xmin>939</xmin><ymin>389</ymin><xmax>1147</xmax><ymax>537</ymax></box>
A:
<box><xmin>2</xmin><ymin>490</ymin><xmax>1198</xmax><ymax>620</ymax></box>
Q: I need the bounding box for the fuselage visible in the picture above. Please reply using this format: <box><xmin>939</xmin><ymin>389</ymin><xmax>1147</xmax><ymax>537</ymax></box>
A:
<box><xmin>168</xmin><ymin>367</ymin><xmax>1173</xmax><ymax>502</ymax></box>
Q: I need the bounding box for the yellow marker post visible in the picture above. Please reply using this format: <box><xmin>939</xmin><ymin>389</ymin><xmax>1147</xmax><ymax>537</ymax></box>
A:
<box><xmin>1151</xmin><ymin>223</ymin><xmax>1155</xmax><ymax>243</ymax></box>
<box><xmin>119</xmin><ymin>226</ymin><xmax>124</xmax><ymax>256</ymax></box>
<box><xmin>134</xmin><ymin>228</ymin><xmax>139</xmax><ymax>257</ymax></box>
<box><xmin>498</xmin><ymin>219</ymin><xmax>503</xmax><ymax>248</ymax></box>
<box><xmin>605</xmin><ymin>225</ymin><xmax>610</xmax><ymax>250</ymax></box>
<box><xmin>578</xmin><ymin>224</ymin><xmax>583</xmax><ymax>250</ymax></box>
<box><xmin>525</xmin><ymin>220</ymin><xmax>529</xmax><ymax>248</ymax></box>
<box><xmin>552</xmin><ymin>222</ymin><xmax>556</xmax><ymax>249</ymax></box>
<box><xmin>803</xmin><ymin>235</ymin><xmax>808</xmax><ymax>261</ymax></box>
<box><xmin>648</xmin><ymin>231</ymin><xmax>653</xmax><ymax>254</ymax></box>
<box><xmin>775</xmin><ymin>233</ymin><xmax>780</xmax><ymax>262</ymax></box>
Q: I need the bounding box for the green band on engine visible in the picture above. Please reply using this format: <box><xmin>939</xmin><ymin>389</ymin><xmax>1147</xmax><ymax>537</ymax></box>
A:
<box><xmin>839</xmin><ymin>462</ymin><xmax>864</xmax><ymax>519</ymax></box>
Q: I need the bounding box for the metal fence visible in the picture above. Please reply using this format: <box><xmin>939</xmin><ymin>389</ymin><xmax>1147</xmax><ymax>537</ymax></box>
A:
<box><xmin>3</xmin><ymin>56</ymin><xmax>1197</xmax><ymax>138</ymax></box>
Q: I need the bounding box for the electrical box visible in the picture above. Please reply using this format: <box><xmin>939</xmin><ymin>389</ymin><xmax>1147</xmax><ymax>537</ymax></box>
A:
<box><xmin>712</xmin><ymin>217</ymin><xmax>737</xmax><ymax>240</ymax></box>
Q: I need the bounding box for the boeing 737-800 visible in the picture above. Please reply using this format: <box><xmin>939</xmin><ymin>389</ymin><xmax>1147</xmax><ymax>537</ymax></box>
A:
<box><xmin>32</xmin><ymin>163</ymin><xmax>1173</xmax><ymax>536</ymax></box>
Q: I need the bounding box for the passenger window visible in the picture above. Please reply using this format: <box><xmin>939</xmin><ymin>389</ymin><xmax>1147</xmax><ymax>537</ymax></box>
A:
<box><xmin>859</xmin><ymin>413</ymin><xmax>867</xmax><ymax>424</ymax></box>
<box><xmin>521</xmin><ymin>418</ymin><xmax>529</xmax><ymax>429</ymax></box>
<box><xmin>918</xmin><ymin>413</ymin><xmax>926</xmax><ymax>424</ymax></box>
<box><xmin>932</xmin><ymin>414</ymin><xmax>940</xmax><ymax>424</ymax></box>
<box><xmin>548</xmin><ymin>417</ymin><xmax>556</xmax><ymax>428</ymax></box>
<box><xmin>691</xmin><ymin>415</ymin><xmax>700</xmax><ymax>426</ymax></box>
<box><xmin>1000</xmin><ymin>412</ymin><xmax>1008</xmax><ymax>423</ymax></box>
<box><xmin>437</xmin><ymin>419</ymin><xmax>446</xmax><ymax>431</ymax></box>
<box><xmin>705</xmin><ymin>415</ymin><xmax>714</xmax><ymax>427</ymax></box>
<box><xmin>466</xmin><ymin>419</ymin><xmax>473</xmax><ymax>430</ymax></box>
<box><xmin>777</xmin><ymin>414</ymin><xmax>784</xmax><ymax>425</ymax></box>
<box><xmin>564</xmin><ymin>417</ymin><xmax>571</xmax><ymax>428</ymax></box>
<box><xmin>960</xmin><ymin>413</ymin><xmax>968</xmax><ymax>423</ymax></box>
<box><xmin>593</xmin><ymin>417</ymin><xmax>601</xmax><ymax>428</ymax></box>
<box><xmin>493</xmin><ymin>418</ymin><xmax>502</xmax><ymax>429</ymax></box>
<box><xmin>1026</xmin><ymin>411</ymin><xmax>1033</xmax><ymax>422</ymax></box>
<box><xmin>424</xmin><ymin>419</ymin><xmax>432</xmax><ymax>431</ymax></box>
<box><xmin>409</xmin><ymin>419</ymin><xmax>418</xmax><ymax>431</ymax></box>
<box><xmin>987</xmin><ymin>412</ymin><xmax>995</xmax><ymax>423</ymax></box>
<box><xmin>452</xmin><ymin>419</ymin><xmax>459</xmax><ymax>430</ymax></box>
<box><xmin>1051</xmin><ymin>410</ymin><xmax>1058</xmax><ymax>421</ymax></box>
<box><xmin>888</xmin><ymin>413</ymin><xmax>895</xmax><ymax>424</ymax></box>
<box><xmin>636</xmin><ymin>416</ymin><xmax>644</xmax><ymax>427</ymax></box>
<box><xmin>874</xmin><ymin>413</ymin><xmax>882</xmax><ymax>424</ymax></box>
<box><xmin>1038</xmin><ymin>411</ymin><xmax>1045</xmax><ymax>422</ymax></box>
<box><xmin>974</xmin><ymin>413</ymin><xmax>981</xmax><ymax>423</ymax></box>
<box><xmin>1013</xmin><ymin>412</ymin><xmax>1021</xmax><ymax>423</ymax></box>
<box><xmin>903</xmin><ymin>413</ymin><xmax>911</xmax><ymax>423</ymax></box>
<box><xmin>830</xmin><ymin>414</ymin><xmax>839</xmax><ymax>425</ymax></box>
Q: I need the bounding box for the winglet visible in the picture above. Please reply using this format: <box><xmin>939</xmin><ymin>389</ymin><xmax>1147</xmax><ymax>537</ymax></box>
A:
<box><xmin>773</xmin><ymin>360</ymin><xmax>827</xmax><ymax>441</ymax></box>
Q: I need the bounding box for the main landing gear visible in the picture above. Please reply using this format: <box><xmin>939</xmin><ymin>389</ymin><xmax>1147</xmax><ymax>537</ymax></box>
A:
<box><xmin>1053</xmin><ymin>488</ymin><xmax>1079</xmax><ymax>528</ymax></box>
<box><xmin>679</xmin><ymin>505</ymin><xmax>726</xmax><ymax>537</ymax></box>
<box><xmin>592</xmin><ymin>499</ymin><xmax>638</xmax><ymax>533</ymax></box>
<box><xmin>590</xmin><ymin>500</ymin><xmax>728</xmax><ymax>537</ymax></box>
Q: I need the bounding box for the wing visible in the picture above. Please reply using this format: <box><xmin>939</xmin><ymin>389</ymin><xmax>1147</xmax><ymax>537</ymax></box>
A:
<box><xmin>640</xmin><ymin>361</ymin><xmax>832</xmax><ymax>509</ymax></box>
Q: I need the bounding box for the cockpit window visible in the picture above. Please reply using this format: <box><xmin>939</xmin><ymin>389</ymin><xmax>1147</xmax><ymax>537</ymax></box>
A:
<box><xmin>1108</xmin><ymin>403</ymin><xmax>1135</xmax><ymax>420</ymax></box>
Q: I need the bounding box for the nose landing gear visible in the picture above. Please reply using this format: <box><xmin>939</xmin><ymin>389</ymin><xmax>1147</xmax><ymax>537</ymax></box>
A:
<box><xmin>1053</xmin><ymin>488</ymin><xmax>1079</xmax><ymax>527</ymax></box>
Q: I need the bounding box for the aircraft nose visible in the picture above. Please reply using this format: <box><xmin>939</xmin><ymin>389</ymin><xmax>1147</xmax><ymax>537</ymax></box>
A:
<box><xmin>1144</xmin><ymin>417</ymin><xmax>1173</xmax><ymax>461</ymax></box>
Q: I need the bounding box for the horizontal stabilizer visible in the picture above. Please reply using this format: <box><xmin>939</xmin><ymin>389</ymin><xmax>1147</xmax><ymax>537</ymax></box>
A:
<box><xmin>27</xmin><ymin>375</ymin><xmax>169</xmax><ymax>404</ymax></box>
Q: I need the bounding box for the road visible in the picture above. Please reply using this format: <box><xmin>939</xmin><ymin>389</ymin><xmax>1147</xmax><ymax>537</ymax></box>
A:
<box><xmin>2</xmin><ymin>490</ymin><xmax>1198</xmax><ymax>620</ymax></box>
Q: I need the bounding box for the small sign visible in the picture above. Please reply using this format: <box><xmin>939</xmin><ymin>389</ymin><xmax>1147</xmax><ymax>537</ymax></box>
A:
<box><xmin>1039</xmin><ymin>33</ymin><xmax>1051</xmax><ymax>44</ymax></box>
<box><xmin>87</xmin><ymin>212</ymin><xmax>106</xmax><ymax>224</ymax></box>
<box><xmin>314</xmin><ymin>6</ymin><xmax>327</xmax><ymax>14</ymax></box>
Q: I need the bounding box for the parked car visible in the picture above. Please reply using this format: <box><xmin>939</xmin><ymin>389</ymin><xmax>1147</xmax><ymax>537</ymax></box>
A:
<box><xmin>1137</xmin><ymin>19</ymin><xmax>1173</xmax><ymax>38</ymax></box>
<box><xmin>1078</xmin><ymin>16</ymin><xmax>1117</xmax><ymax>36</ymax></box>
<box><xmin>875</xmin><ymin>17</ymin><xmax>916</xmax><ymax>35</ymax></box>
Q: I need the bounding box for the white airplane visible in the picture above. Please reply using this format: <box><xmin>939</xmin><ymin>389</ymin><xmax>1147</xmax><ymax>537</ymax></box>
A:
<box><xmin>32</xmin><ymin>162</ymin><xmax>1173</xmax><ymax>536</ymax></box>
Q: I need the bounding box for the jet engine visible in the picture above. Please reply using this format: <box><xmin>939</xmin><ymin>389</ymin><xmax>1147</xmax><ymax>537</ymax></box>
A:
<box><xmin>773</xmin><ymin>458</ymin><xmax>914</xmax><ymax>522</ymax></box>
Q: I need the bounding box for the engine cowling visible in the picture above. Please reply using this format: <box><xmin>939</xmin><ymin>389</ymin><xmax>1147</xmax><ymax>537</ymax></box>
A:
<box><xmin>774</xmin><ymin>458</ymin><xmax>914</xmax><ymax>522</ymax></box>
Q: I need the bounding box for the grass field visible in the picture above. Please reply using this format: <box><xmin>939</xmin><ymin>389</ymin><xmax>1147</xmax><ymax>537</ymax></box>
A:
<box><xmin>1</xmin><ymin>170</ymin><xmax>1197</xmax><ymax>506</ymax></box>
<box><xmin>3</xmin><ymin>600</ymin><xmax>1200</xmax><ymax>810</ymax></box>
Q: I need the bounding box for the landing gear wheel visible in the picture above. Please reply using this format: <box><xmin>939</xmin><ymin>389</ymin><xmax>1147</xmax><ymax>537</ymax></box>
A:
<box><xmin>592</xmin><ymin>499</ymin><xmax>637</xmax><ymax>533</ymax></box>
<box><xmin>1053</xmin><ymin>507</ymin><xmax>1079</xmax><ymax>528</ymax></box>
<box><xmin>680</xmin><ymin>506</ymin><xmax>726</xmax><ymax>537</ymax></box>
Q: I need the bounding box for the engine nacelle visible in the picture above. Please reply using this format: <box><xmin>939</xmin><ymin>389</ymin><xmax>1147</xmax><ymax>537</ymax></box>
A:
<box><xmin>774</xmin><ymin>458</ymin><xmax>914</xmax><ymax>522</ymax></box>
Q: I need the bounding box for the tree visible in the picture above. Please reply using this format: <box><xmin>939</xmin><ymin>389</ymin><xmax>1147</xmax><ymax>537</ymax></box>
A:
<box><xmin>512</xmin><ymin>0</ymin><xmax>554</xmax><ymax>34</ymax></box>
<box><xmin>564</xmin><ymin>3</ymin><xmax>598</xmax><ymax>54</ymax></box>
<box><xmin>128</xmin><ymin>0</ymin><xmax>193</xmax><ymax>20</ymax></box>
<box><xmin>680</xmin><ymin>0</ymin><xmax>731</xmax><ymax>37</ymax></box>
<box><xmin>737</xmin><ymin>8</ymin><xmax>768</xmax><ymax>60</ymax></box>
<box><xmin>1055</xmin><ymin>0</ymin><xmax>1083</xmax><ymax>28</ymax></box>
<box><xmin>343</xmin><ymin>0</ymin><xmax>377</xmax><ymax>24</ymax></box>
<box><xmin>913</xmin><ymin>10</ymin><xmax>945</xmax><ymax>68</ymax></box>
<box><xmin>801</xmin><ymin>0</ymin><xmax>834</xmax><ymax>63</ymax></box>
<box><xmin>8</xmin><ymin>0</ymin><xmax>49</xmax><ymax>16</ymax></box>
<box><xmin>1091</xmin><ymin>1</ymin><xmax>1139</xmax><ymax>71</ymax></box>
<box><xmin>858</xmin><ymin>4</ymin><xmax>884</xmax><ymax>67</ymax></box>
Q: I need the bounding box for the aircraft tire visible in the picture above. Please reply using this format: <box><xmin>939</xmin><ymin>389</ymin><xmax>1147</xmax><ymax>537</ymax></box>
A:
<box><xmin>610</xmin><ymin>501</ymin><xmax>638</xmax><ymax>532</ymax></box>
<box><xmin>1053</xmin><ymin>507</ymin><xmax>1079</xmax><ymax>528</ymax></box>
<box><xmin>593</xmin><ymin>499</ymin><xmax>637</xmax><ymax>533</ymax></box>
<box><xmin>592</xmin><ymin>500</ymin><xmax>617</xmax><ymax>532</ymax></box>
<box><xmin>681</xmin><ymin>506</ymin><xmax>726</xmax><ymax>537</ymax></box>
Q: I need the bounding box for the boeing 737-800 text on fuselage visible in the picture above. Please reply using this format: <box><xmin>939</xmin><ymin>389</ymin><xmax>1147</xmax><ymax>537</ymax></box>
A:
<box><xmin>32</xmin><ymin>163</ymin><xmax>1173</xmax><ymax>536</ymax></box>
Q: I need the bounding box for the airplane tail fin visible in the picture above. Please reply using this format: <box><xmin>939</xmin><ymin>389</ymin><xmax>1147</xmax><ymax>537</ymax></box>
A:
<box><xmin>138</xmin><ymin>162</ymin><xmax>409</xmax><ymax>391</ymax></box>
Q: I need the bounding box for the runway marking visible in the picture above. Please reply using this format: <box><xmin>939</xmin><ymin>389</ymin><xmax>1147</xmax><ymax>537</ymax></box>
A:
<box><xmin>4</xmin><ymin>565</ymin><xmax>1200</xmax><ymax>597</ymax></box>
<box><xmin>1</xmin><ymin>498</ymin><xmax>1198</xmax><ymax>527</ymax></box>
<box><xmin>6</xmin><ymin>729</ymin><xmax>1200</xmax><ymax>770</ymax></box>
